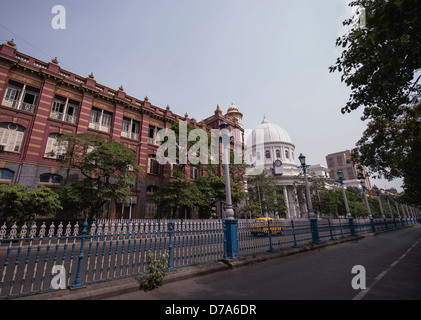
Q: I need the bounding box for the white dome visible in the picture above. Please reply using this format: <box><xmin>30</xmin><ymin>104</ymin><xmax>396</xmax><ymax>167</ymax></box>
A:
<box><xmin>249</xmin><ymin>116</ymin><xmax>293</xmax><ymax>145</ymax></box>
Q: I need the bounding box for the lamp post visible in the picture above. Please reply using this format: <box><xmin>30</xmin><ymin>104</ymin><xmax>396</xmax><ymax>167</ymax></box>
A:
<box><xmin>360</xmin><ymin>180</ymin><xmax>375</xmax><ymax>232</ymax></box>
<box><xmin>374</xmin><ymin>186</ymin><xmax>387</xmax><ymax>229</ymax></box>
<box><xmin>385</xmin><ymin>193</ymin><xmax>397</xmax><ymax>228</ymax></box>
<box><xmin>393</xmin><ymin>195</ymin><xmax>403</xmax><ymax>225</ymax></box>
<box><xmin>337</xmin><ymin>170</ymin><xmax>355</xmax><ymax>236</ymax></box>
<box><xmin>219</xmin><ymin>120</ymin><xmax>237</xmax><ymax>259</ymax></box>
<box><xmin>298</xmin><ymin>153</ymin><xmax>320</xmax><ymax>243</ymax></box>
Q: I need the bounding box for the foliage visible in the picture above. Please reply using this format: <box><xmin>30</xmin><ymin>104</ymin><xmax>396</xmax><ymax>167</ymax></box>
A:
<box><xmin>0</xmin><ymin>184</ymin><xmax>62</xmax><ymax>225</ymax></box>
<box><xmin>330</xmin><ymin>0</ymin><xmax>421</xmax><ymax>205</ymax></box>
<box><xmin>156</xmin><ymin>122</ymin><xmax>247</xmax><ymax>219</ymax></box>
<box><xmin>55</xmin><ymin>133</ymin><xmax>140</xmax><ymax>219</ymax></box>
<box><xmin>139</xmin><ymin>251</ymin><xmax>169</xmax><ymax>291</ymax></box>
<box><xmin>244</xmin><ymin>171</ymin><xmax>286</xmax><ymax>218</ymax></box>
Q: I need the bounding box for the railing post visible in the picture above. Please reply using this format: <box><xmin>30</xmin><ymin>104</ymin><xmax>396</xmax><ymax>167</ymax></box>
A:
<box><xmin>267</xmin><ymin>220</ymin><xmax>273</xmax><ymax>252</ymax></box>
<box><xmin>168</xmin><ymin>220</ymin><xmax>174</xmax><ymax>270</ymax></box>
<box><xmin>310</xmin><ymin>218</ymin><xmax>320</xmax><ymax>244</ymax></box>
<box><xmin>291</xmin><ymin>220</ymin><xmax>297</xmax><ymax>247</ymax></box>
<box><xmin>72</xmin><ymin>219</ymin><xmax>88</xmax><ymax>288</ymax></box>
<box><xmin>370</xmin><ymin>217</ymin><xmax>375</xmax><ymax>232</ymax></box>
<box><xmin>223</xmin><ymin>219</ymin><xmax>238</xmax><ymax>259</ymax></box>
<box><xmin>348</xmin><ymin>217</ymin><xmax>356</xmax><ymax>236</ymax></box>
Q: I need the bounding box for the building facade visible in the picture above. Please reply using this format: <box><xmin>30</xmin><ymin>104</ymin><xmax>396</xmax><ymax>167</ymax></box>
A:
<box><xmin>245</xmin><ymin>116</ymin><xmax>304</xmax><ymax>219</ymax></box>
<box><xmin>0</xmin><ymin>39</ymin><xmax>244</xmax><ymax>219</ymax></box>
<box><xmin>325</xmin><ymin>150</ymin><xmax>371</xmax><ymax>189</ymax></box>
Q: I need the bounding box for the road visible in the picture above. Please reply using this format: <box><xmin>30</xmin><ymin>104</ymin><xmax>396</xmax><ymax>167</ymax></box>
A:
<box><xmin>107</xmin><ymin>225</ymin><xmax>421</xmax><ymax>300</ymax></box>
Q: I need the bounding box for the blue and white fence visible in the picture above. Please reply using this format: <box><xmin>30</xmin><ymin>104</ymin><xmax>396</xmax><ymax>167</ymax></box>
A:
<box><xmin>0</xmin><ymin>216</ymin><xmax>419</xmax><ymax>299</ymax></box>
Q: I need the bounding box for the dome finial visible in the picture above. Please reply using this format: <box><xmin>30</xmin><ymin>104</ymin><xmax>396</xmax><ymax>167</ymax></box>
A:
<box><xmin>262</xmin><ymin>115</ymin><xmax>269</xmax><ymax>124</ymax></box>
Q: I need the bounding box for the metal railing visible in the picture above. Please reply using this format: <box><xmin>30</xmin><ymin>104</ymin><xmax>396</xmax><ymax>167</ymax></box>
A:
<box><xmin>0</xmin><ymin>216</ymin><xmax>419</xmax><ymax>299</ymax></box>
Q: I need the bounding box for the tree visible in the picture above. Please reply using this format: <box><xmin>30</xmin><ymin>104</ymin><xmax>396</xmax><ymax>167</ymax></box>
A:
<box><xmin>245</xmin><ymin>171</ymin><xmax>286</xmax><ymax>218</ymax></box>
<box><xmin>330</xmin><ymin>0</ymin><xmax>421</xmax><ymax>205</ymax></box>
<box><xmin>0</xmin><ymin>184</ymin><xmax>62</xmax><ymax>225</ymax></box>
<box><xmin>56</xmin><ymin>134</ymin><xmax>140</xmax><ymax>219</ymax></box>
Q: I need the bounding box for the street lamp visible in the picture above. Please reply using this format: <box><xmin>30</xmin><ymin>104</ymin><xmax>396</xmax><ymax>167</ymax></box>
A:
<box><xmin>219</xmin><ymin>120</ymin><xmax>234</xmax><ymax>220</ymax></box>
<box><xmin>337</xmin><ymin>170</ymin><xmax>351</xmax><ymax>219</ymax></box>
<box><xmin>360</xmin><ymin>180</ymin><xmax>372</xmax><ymax>219</ymax></box>
<box><xmin>298</xmin><ymin>153</ymin><xmax>315</xmax><ymax>219</ymax></box>
<box><xmin>219</xmin><ymin>120</ymin><xmax>237</xmax><ymax>259</ymax></box>
<box><xmin>374</xmin><ymin>186</ymin><xmax>385</xmax><ymax>219</ymax></box>
<box><xmin>298</xmin><ymin>153</ymin><xmax>320</xmax><ymax>243</ymax></box>
<box><xmin>360</xmin><ymin>180</ymin><xmax>375</xmax><ymax>232</ymax></box>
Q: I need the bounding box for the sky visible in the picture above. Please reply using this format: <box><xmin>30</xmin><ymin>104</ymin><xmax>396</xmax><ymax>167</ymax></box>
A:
<box><xmin>0</xmin><ymin>0</ymin><xmax>404</xmax><ymax>191</ymax></box>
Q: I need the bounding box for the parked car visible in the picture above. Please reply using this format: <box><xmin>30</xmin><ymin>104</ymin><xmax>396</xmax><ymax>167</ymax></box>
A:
<box><xmin>249</xmin><ymin>217</ymin><xmax>284</xmax><ymax>236</ymax></box>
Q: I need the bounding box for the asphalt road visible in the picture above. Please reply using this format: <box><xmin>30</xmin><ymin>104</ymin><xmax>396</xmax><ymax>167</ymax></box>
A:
<box><xmin>107</xmin><ymin>225</ymin><xmax>421</xmax><ymax>300</ymax></box>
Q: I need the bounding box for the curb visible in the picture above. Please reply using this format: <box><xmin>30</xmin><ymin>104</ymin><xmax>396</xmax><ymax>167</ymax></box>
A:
<box><xmin>13</xmin><ymin>225</ymin><xmax>416</xmax><ymax>300</ymax></box>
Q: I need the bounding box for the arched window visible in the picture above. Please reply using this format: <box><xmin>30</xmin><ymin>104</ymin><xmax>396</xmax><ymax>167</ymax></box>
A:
<box><xmin>265</xmin><ymin>150</ymin><xmax>271</xmax><ymax>159</ymax></box>
<box><xmin>0</xmin><ymin>123</ymin><xmax>25</xmax><ymax>153</ymax></box>
<box><xmin>285</xmin><ymin>149</ymin><xmax>289</xmax><ymax>159</ymax></box>
<box><xmin>276</xmin><ymin>149</ymin><xmax>281</xmax><ymax>158</ymax></box>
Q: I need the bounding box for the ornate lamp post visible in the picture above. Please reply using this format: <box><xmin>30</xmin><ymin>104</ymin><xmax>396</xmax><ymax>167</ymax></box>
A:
<box><xmin>385</xmin><ymin>193</ymin><xmax>397</xmax><ymax>228</ymax></box>
<box><xmin>219</xmin><ymin>120</ymin><xmax>237</xmax><ymax>258</ymax></box>
<box><xmin>360</xmin><ymin>180</ymin><xmax>375</xmax><ymax>232</ymax></box>
<box><xmin>393</xmin><ymin>195</ymin><xmax>403</xmax><ymax>225</ymax></box>
<box><xmin>298</xmin><ymin>154</ymin><xmax>320</xmax><ymax>243</ymax></box>
<box><xmin>374</xmin><ymin>186</ymin><xmax>388</xmax><ymax>229</ymax></box>
<box><xmin>337</xmin><ymin>170</ymin><xmax>355</xmax><ymax>236</ymax></box>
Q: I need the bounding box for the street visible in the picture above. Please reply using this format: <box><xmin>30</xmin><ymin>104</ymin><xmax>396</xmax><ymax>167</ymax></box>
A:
<box><xmin>106</xmin><ymin>225</ymin><xmax>421</xmax><ymax>300</ymax></box>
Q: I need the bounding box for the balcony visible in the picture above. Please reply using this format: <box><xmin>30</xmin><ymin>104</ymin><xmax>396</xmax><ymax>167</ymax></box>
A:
<box><xmin>50</xmin><ymin>111</ymin><xmax>77</xmax><ymax>124</ymax></box>
<box><xmin>89</xmin><ymin>122</ymin><xmax>111</xmax><ymax>133</ymax></box>
<box><xmin>2</xmin><ymin>98</ymin><xmax>36</xmax><ymax>113</ymax></box>
<box><xmin>121</xmin><ymin>131</ymin><xmax>139</xmax><ymax>140</ymax></box>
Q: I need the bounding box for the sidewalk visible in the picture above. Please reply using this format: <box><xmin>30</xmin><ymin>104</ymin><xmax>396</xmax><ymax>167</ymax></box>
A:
<box><xmin>13</xmin><ymin>232</ymin><xmax>372</xmax><ymax>300</ymax></box>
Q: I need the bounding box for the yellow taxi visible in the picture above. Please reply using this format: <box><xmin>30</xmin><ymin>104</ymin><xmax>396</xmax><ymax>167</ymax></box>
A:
<box><xmin>249</xmin><ymin>217</ymin><xmax>284</xmax><ymax>236</ymax></box>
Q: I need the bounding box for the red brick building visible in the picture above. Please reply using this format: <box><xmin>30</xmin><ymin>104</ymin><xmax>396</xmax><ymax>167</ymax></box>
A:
<box><xmin>0</xmin><ymin>39</ymin><xmax>244</xmax><ymax>219</ymax></box>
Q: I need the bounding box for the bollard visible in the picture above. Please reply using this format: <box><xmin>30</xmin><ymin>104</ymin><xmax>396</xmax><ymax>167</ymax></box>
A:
<box><xmin>310</xmin><ymin>218</ymin><xmax>320</xmax><ymax>244</ymax></box>
<box><xmin>223</xmin><ymin>219</ymin><xmax>238</xmax><ymax>259</ymax></box>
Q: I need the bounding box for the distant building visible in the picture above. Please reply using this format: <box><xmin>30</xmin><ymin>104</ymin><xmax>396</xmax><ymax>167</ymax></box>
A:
<box><xmin>325</xmin><ymin>150</ymin><xmax>371</xmax><ymax>189</ymax></box>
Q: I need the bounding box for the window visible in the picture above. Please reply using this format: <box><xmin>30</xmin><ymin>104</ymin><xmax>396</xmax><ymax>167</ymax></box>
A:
<box><xmin>145</xmin><ymin>200</ymin><xmax>158</xmax><ymax>218</ymax></box>
<box><xmin>50</xmin><ymin>96</ymin><xmax>79</xmax><ymax>124</ymax></box>
<box><xmin>276</xmin><ymin>149</ymin><xmax>281</xmax><ymax>158</ymax></box>
<box><xmin>336</xmin><ymin>156</ymin><xmax>343</xmax><ymax>166</ymax></box>
<box><xmin>2</xmin><ymin>81</ymin><xmax>38</xmax><ymax>113</ymax></box>
<box><xmin>39</xmin><ymin>173</ymin><xmax>62</xmax><ymax>184</ymax></box>
<box><xmin>148</xmin><ymin>125</ymin><xmax>161</xmax><ymax>145</ymax></box>
<box><xmin>285</xmin><ymin>149</ymin><xmax>289</xmax><ymax>159</ymax></box>
<box><xmin>0</xmin><ymin>168</ymin><xmax>13</xmax><ymax>181</ymax></box>
<box><xmin>190</xmin><ymin>166</ymin><xmax>198</xmax><ymax>180</ymax></box>
<box><xmin>44</xmin><ymin>133</ymin><xmax>67</xmax><ymax>159</ymax></box>
<box><xmin>147</xmin><ymin>155</ymin><xmax>160</xmax><ymax>175</ymax></box>
<box><xmin>0</xmin><ymin>123</ymin><xmax>25</xmax><ymax>153</ymax></box>
<box><xmin>146</xmin><ymin>185</ymin><xmax>158</xmax><ymax>194</ymax></box>
<box><xmin>89</xmin><ymin>108</ymin><xmax>112</xmax><ymax>132</ymax></box>
<box><xmin>121</xmin><ymin>118</ymin><xmax>140</xmax><ymax>140</ymax></box>
<box><xmin>265</xmin><ymin>150</ymin><xmax>271</xmax><ymax>159</ymax></box>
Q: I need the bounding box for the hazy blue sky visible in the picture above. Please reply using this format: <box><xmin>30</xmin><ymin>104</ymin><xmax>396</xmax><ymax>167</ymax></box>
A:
<box><xmin>0</xmin><ymin>0</ymin><xmax>403</xmax><ymax>191</ymax></box>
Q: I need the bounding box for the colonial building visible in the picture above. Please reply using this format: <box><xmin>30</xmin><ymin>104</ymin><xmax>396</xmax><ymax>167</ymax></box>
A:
<box><xmin>0</xmin><ymin>39</ymin><xmax>244</xmax><ymax>219</ymax></box>
<box><xmin>245</xmin><ymin>116</ymin><xmax>304</xmax><ymax>218</ymax></box>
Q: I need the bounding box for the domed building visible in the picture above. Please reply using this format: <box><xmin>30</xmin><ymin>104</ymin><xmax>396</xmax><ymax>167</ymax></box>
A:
<box><xmin>245</xmin><ymin>116</ymin><xmax>303</xmax><ymax>219</ymax></box>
